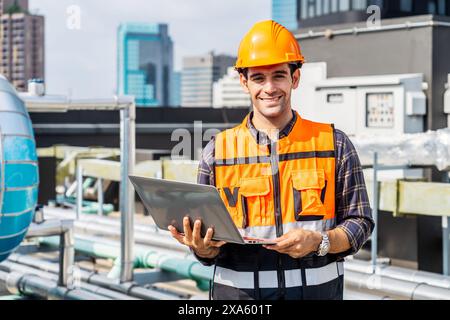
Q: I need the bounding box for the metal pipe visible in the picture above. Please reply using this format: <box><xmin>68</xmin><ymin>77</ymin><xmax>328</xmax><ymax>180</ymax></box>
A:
<box><xmin>345</xmin><ymin>258</ymin><xmax>450</xmax><ymax>289</ymax></box>
<box><xmin>44</xmin><ymin>207</ymin><xmax>160</xmax><ymax>233</ymax></box>
<box><xmin>26</xmin><ymin>219</ymin><xmax>74</xmax><ymax>287</ymax></box>
<box><xmin>26</xmin><ymin>219</ymin><xmax>71</xmax><ymax>238</ymax></box>
<box><xmin>40</xmin><ymin>208</ymin><xmax>450</xmax><ymax>298</ymax></box>
<box><xmin>59</xmin><ymin>224</ymin><xmax>74</xmax><ymax>286</ymax></box>
<box><xmin>76</xmin><ymin>164</ymin><xmax>83</xmax><ymax>219</ymax></box>
<box><xmin>0</xmin><ymin>295</ymin><xmax>27</xmax><ymax>300</ymax></box>
<box><xmin>443</xmin><ymin>172</ymin><xmax>450</xmax><ymax>276</ymax></box>
<box><xmin>443</xmin><ymin>217</ymin><xmax>450</xmax><ymax>276</ymax></box>
<box><xmin>119</xmin><ymin>104</ymin><xmax>135</xmax><ymax>283</ymax></box>
<box><xmin>0</xmin><ymin>270</ymin><xmax>108</xmax><ymax>300</ymax></box>
<box><xmin>343</xmin><ymin>287</ymin><xmax>391</xmax><ymax>300</ymax></box>
<box><xmin>97</xmin><ymin>178</ymin><xmax>104</xmax><ymax>216</ymax></box>
<box><xmin>6</xmin><ymin>254</ymin><xmax>182</xmax><ymax>300</ymax></box>
<box><xmin>43</xmin><ymin>213</ymin><xmax>190</xmax><ymax>255</ymax></box>
<box><xmin>21</xmin><ymin>94</ymin><xmax>137</xmax><ymax>283</ymax></box>
<box><xmin>20</xmin><ymin>95</ymin><xmax>135</xmax><ymax>113</ymax></box>
<box><xmin>37</xmin><ymin>234</ymin><xmax>212</xmax><ymax>285</ymax></box>
<box><xmin>345</xmin><ymin>269</ymin><xmax>450</xmax><ymax>300</ymax></box>
<box><xmin>9</xmin><ymin>249</ymin><xmax>450</xmax><ymax>300</ymax></box>
<box><xmin>371</xmin><ymin>152</ymin><xmax>378</xmax><ymax>273</ymax></box>
<box><xmin>295</xmin><ymin>19</ymin><xmax>450</xmax><ymax>40</ymax></box>
<box><xmin>0</xmin><ymin>260</ymin><xmax>138</xmax><ymax>300</ymax></box>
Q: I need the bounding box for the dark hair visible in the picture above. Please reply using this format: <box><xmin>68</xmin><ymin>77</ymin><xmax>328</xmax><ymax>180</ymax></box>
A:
<box><xmin>236</xmin><ymin>62</ymin><xmax>302</xmax><ymax>80</ymax></box>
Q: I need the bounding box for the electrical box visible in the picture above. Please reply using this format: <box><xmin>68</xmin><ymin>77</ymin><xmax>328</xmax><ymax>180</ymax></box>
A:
<box><xmin>292</xmin><ymin>63</ymin><xmax>427</xmax><ymax>180</ymax></box>
<box><xmin>292</xmin><ymin>64</ymin><xmax>426</xmax><ymax>136</ymax></box>
<box><xmin>406</xmin><ymin>91</ymin><xmax>426</xmax><ymax>116</ymax></box>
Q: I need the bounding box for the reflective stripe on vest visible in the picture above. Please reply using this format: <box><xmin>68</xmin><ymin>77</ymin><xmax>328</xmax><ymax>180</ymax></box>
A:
<box><xmin>214</xmin><ymin>261</ymin><xmax>344</xmax><ymax>289</ymax></box>
<box><xmin>214</xmin><ymin>112</ymin><xmax>336</xmax><ymax>235</ymax></box>
<box><xmin>237</xmin><ymin>218</ymin><xmax>336</xmax><ymax>240</ymax></box>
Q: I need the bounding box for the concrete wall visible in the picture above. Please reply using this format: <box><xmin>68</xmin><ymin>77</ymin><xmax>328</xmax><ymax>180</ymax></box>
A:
<box><xmin>432</xmin><ymin>24</ymin><xmax>450</xmax><ymax>130</ymax></box>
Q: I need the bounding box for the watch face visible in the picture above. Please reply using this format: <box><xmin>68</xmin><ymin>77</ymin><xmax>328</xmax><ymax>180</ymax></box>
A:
<box><xmin>318</xmin><ymin>233</ymin><xmax>330</xmax><ymax>256</ymax></box>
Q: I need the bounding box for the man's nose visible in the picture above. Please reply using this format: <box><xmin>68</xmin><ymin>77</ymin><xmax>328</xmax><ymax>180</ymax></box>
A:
<box><xmin>263</xmin><ymin>80</ymin><xmax>277</xmax><ymax>95</ymax></box>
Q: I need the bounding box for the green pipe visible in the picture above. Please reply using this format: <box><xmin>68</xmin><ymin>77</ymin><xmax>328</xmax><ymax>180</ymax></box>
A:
<box><xmin>79</xmin><ymin>202</ymin><xmax>114</xmax><ymax>215</ymax></box>
<box><xmin>0</xmin><ymin>295</ymin><xmax>27</xmax><ymax>300</ymax></box>
<box><xmin>56</xmin><ymin>195</ymin><xmax>114</xmax><ymax>215</ymax></box>
<box><xmin>38</xmin><ymin>236</ymin><xmax>213</xmax><ymax>291</ymax></box>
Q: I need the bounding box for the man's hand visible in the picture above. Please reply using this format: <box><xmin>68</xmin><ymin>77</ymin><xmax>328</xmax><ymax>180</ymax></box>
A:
<box><xmin>263</xmin><ymin>229</ymin><xmax>322</xmax><ymax>259</ymax></box>
<box><xmin>168</xmin><ymin>216</ymin><xmax>226</xmax><ymax>259</ymax></box>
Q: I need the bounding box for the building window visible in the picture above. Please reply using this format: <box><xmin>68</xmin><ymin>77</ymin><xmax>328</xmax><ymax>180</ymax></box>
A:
<box><xmin>301</xmin><ymin>0</ymin><xmax>308</xmax><ymax>18</ymax></box>
<box><xmin>323</xmin><ymin>0</ymin><xmax>331</xmax><ymax>14</ymax></box>
<box><xmin>317</xmin><ymin>0</ymin><xmax>322</xmax><ymax>15</ymax></box>
<box><xmin>369</xmin><ymin>0</ymin><xmax>383</xmax><ymax>8</ymax></box>
<box><xmin>340</xmin><ymin>0</ymin><xmax>350</xmax><ymax>11</ymax></box>
<box><xmin>352</xmin><ymin>0</ymin><xmax>367</xmax><ymax>10</ymax></box>
<box><xmin>425</xmin><ymin>0</ymin><xmax>446</xmax><ymax>14</ymax></box>
<box><xmin>307</xmin><ymin>0</ymin><xmax>316</xmax><ymax>18</ymax></box>
<box><xmin>428</xmin><ymin>0</ymin><xmax>437</xmax><ymax>14</ymax></box>
<box><xmin>331</xmin><ymin>0</ymin><xmax>339</xmax><ymax>12</ymax></box>
<box><xmin>438</xmin><ymin>0</ymin><xmax>446</xmax><ymax>15</ymax></box>
<box><xmin>400</xmin><ymin>0</ymin><xmax>413</xmax><ymax>12</ymax></box>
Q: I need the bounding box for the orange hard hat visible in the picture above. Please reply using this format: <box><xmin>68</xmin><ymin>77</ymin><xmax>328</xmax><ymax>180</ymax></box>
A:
<box><xmin>235</xmin><ymin>20</ymin><xmax>305</xmax><ymax>69</ymax></box>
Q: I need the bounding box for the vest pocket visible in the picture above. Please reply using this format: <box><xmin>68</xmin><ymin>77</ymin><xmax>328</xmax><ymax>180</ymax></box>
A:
<box><xmin>238</xmin><ymin>176</ymin><xmax>271</xmax><ymax>228</ymax></box>
<box><xmin>291</xmin><ymin>169</ymin><xmax>327</xmax><ymax>221</ymax></box>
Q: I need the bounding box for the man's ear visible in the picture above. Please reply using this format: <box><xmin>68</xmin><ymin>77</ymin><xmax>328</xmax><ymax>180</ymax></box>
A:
<box><xmin>292</xmin><ymin>69</ymin><xmax>301</xmax><ymax>90</ymax></box>
<box><xmin>239</xmin><ymin>73</ymin><xmax>250</xmax><ymax>94</ymax></box>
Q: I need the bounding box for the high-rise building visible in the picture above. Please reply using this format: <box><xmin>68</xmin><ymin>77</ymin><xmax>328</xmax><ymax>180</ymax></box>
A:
<box><xmin>0</xmin><ymin>0</ymin><xmax>29</xmax><ymax>15</ymax></box>
<box><xmin>272</xmin><ymin>0</ymin><xmax>299</xmax><ymax>30</ymax></box>
<box><xmin>0</xmin><ymin>0</ymin><xmax>45</xmax><ymax>92</ymax></box>
<box><xmin>170</xmin><ymin>71</ymin><xmax>181</xmax><ymax>107</ymax></box>
<box><xmin>213</xmin><ymin>67</ymin><xmax>250</xmax><ymax>108</ymax></box>
<box><xmin>117</xmin><ymin>23</ymin><xmax>173</xmax><ymax>107</ymax></box>
<box><xmin>181</xmin><ymin>52</ymin><xmax>235</xmax><ymax>108</ymax></box>
<box><xmin>272</xmin><ymin>0</ymin><xmax>450</xmax><ymax>29</ymax></box>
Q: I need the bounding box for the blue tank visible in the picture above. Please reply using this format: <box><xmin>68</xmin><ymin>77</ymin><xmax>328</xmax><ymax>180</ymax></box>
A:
<box><xmin>0</xmin><ymin>75</ymin><xmax>39</xmax><ymax>262</ymax></box>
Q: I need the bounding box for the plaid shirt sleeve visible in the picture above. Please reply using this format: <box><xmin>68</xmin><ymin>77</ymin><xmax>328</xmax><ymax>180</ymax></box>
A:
<box><xmin>197</xmin><ymin>136</ymin><xmax>216</xmax><ymax>187</ymax></box>
<box><xmin>192</xmin><ymin>137</ymin><xmax>218</xmax><ymax>266</ymax></box>
<box><xmin>334</xmin><ymin>129</ymin><xmax>375</xmax><ymax>259</ymax></box>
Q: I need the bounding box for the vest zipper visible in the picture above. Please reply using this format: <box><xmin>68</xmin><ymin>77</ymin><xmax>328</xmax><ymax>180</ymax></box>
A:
<box><xmin>268</xmin><ymin>142</ymin><xmax>286</xmax><ymax>298</ymax></box>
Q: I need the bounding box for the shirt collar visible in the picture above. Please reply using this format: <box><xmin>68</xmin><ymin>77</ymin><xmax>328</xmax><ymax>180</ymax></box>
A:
<box><xmin>246</xmin><ymin>110</ymin><xmax>297</xmax><ymax>145</ymax></box>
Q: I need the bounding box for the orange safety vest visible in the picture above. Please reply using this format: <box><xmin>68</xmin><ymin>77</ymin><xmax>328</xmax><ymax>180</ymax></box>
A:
<box><xmin>215</xmin><ymin>111</ymin><xmax>336</xmax><ymax>238</ymax></box>
<box><xmin>211</xmin><ymin>111</ymin><xmax>343</xmax><ymax>300</ymax></box>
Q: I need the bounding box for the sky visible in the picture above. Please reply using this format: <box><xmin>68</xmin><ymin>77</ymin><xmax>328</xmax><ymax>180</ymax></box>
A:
<box><xmin>28</xmin><ymin>0</ymin><xmax>272</xmax><ymax>98</ymax></box>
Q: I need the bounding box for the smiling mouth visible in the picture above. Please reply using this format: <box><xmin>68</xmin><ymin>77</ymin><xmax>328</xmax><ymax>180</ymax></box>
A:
<box><xmin>259</xmin><ymin>96</ymin><xmax>282</xmax><ymax>102</ymax></box>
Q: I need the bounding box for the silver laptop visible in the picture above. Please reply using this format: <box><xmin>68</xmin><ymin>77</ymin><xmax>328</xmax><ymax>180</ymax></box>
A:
<box><xmin>129</xmin><ymin>175</ymin><xmax>276</xmax><ymax>245</ymax></box>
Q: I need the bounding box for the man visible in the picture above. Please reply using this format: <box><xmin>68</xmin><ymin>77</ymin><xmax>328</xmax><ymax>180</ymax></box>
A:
<box><xmin>169</xmin><ymin>20</ymin><xmax>374</xmax><ymax>300</ymax></box>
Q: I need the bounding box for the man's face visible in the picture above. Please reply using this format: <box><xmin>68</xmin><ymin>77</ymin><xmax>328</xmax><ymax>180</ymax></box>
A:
<box><xmin>240</xmin><ymin>63</ymin><xmax>300</xmax><ymax>119</ymax></box>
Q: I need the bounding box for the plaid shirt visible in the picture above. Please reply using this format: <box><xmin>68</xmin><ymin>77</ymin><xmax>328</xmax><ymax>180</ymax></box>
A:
<box><xmin>196</xmin><ymin>111</ymin><xmax>374</xmax><ymax>263</ymax></box>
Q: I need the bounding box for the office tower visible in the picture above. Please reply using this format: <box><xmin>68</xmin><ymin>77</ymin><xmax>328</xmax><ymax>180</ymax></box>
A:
<box><xmin>181</xmin><ymin>52</ymin><xmax>235</xmax><ymax>108</ymax></box>
<box><xmin>213</xmin><ymin>67</ymin><xmax>250</xmax><ymax>108</ymax></box>
<box><xmin>272</xmin><ymin>0</ymin><xmax>450</xmax><ymax>29</ymax></box>
<box><xmin>0</xmin><ymin>0</ymin><xmax>45</xmax><ymax>92</ymax></box>
<box><xmin>272</xmin><ymin>0</ymin><xmax>299</xmax><ymax>30</ymax></box>
<box><xmin>170</xmin><ymin>71</ymin><xmax>181</xmax><ymax>107</ymax></box>
<box><xmin>117</xmin><ymin>23</ymin><xmax>173</xmax><ymax>107</ymax></box>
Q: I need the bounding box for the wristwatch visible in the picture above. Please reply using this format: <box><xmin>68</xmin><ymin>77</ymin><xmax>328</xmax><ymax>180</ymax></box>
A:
<box><xmin>316</xmin><ymin>232</ymin><xmax>330</xmax><ymax>257</ymax></box>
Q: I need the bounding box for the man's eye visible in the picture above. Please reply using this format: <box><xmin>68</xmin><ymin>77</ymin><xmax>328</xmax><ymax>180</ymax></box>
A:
<box><xmin>253</xmin><ymin>77</ymin><xmax>264</xmax><ymax>82</ymax></box>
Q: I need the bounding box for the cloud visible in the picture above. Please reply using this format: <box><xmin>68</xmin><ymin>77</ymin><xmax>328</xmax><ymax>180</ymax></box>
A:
<box><xmin>29</xmin><ymin>0</ymin><xmax>271</xmax><ymax>98</ymax></box>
